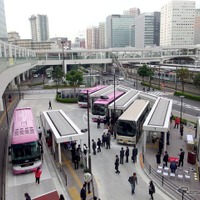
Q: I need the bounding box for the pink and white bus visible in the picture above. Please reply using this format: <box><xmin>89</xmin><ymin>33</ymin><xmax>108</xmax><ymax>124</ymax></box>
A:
<box><xmin>78</xmin><ymin>85</ymin><xmax>106</xmax><ymax>107</ymax></box>
<box><xmin>92</xmin><ymin>91</ymin><xmax>124</xmax><ymax>122</ymax></box>
<box><xmin>9</xmin><ymin>107</ymin><xmax>42</xmax><ymax>174</ymax></box>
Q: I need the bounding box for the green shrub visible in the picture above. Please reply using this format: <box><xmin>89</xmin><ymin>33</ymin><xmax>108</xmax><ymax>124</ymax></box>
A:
<box><xmin>141</xmin><ymin>82</ymin><xmax>161</xmax><ymax>90</ymax></box>
<box><xmin>56</xmin><ymin>96</ymin><xmax>77</xmax><ymax>103</ymax></box>
<box><xmin>174</xmin><ymin>91</ymin><xmax>200</xmax><ymax>102</ymax></box>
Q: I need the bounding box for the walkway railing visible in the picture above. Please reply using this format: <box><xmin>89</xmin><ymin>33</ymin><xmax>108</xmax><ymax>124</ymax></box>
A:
<box><xmin>143</xmin><ymin>156</ymin><xmax>196</xmax><ymax>200</ymax></box>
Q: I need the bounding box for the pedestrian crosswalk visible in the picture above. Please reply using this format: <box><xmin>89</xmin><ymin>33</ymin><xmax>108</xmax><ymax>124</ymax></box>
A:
<box><xmin>146</xmin><ymin>91</ymin><xmax>174</xmax><ymax>96</ymax></box>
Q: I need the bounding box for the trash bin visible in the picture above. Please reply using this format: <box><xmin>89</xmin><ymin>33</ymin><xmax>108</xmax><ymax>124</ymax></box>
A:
<box><xmin>187</xmin><ymin>151</ymin><xmax>196</xmax><ymax>165</ymax></box>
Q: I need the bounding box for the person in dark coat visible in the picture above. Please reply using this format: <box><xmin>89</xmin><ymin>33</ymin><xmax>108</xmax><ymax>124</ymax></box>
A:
<box><xmin>80</xmin><ymin>184</ymin><xmax>87</xmax><ymax>200</ymax></box>
<box><xmin>166</xmin><ymin>130</ymin><xmax>170</xmax><ymax>145</ymax></box>
<box><xmin>158</xmin><ymin>138</ymin><xmax>163</xmax><ymax>154</ymax></box>
<box><xmin>73</xmin><ymin>152</ymin><xmax>80</xmax><ymax>169</ymax></box>
<box><xmin>97</xmin><ymin>138</ymin><xmax>101</xmax><ymax>153</ymax></box>
<box><xmin>92</xmin><ymin>139</ymin><xmax>97</xmax><ymax>155</ymax></box>
<box><xmin>48</xmin><ymin>100</ymin><xmax>52</xmax><ymax>109</ymax></box>
<box><xmin>120</xmin><ymin>147</ymin><xmax>125</xmax><ymax>164</ymax></box>
<box><xmin>103</xmin><ymin>117</ymin><xmax>107</xmax><ymax>128</ymax></box>
<box><xmin>102</xmin><ymin>133</ymin><xmax>106</xmax><ymax>147</ymax></box>
<box><xmin>178</xmin><ymin>148</ymin><xmax>185</xmax><ymax>167</ymax></box>
<box><xmin>149</xmin><ymin>180</ymin><xmax>155</xmax><ymax>200</ymax></box>
<box><xmin>156</xmin><ymin>152</ymin><xmax>161</xmax><ymax>167</ymax></box>
<box><xmin>170</xmin><ymin>161</ymin><xmax>177</xmax><ymax>173</ymax></box>
<box><xmin>163</xmin><ymin>151</ymin><xmax>169</xmax><ymax>168</ymax></box>
<box><xmin>97</xmin><ymin>117</ymin><xmax>101</xmax><ymax>128</ymax></box>
<box><xmin>115</xmin><ymin>155</ymin><xmax>120</xmax><ymax>174</ymax></box>
<box><xmin>125</xmin><ymin>146</ymin><xmax>129</xmax><ymax>163</ymax></box>
<box><xmin>180</xmin><ymin>124</ymin><xmax>184</xmax><ymax>139</ymax></box>
<box><xmin>106</xmin><ymin>133</ymin><xmax>111</xmax><ymax>149</ymax></box>
<box><xmin>24</xmin><ymin>193</ymin><xmax>31</xmax><ymax>200</ymax></box>
<box><xmin>132</xmin><ymin>145</ymin><xmax>138</xmax><ymax>163</ymax></box>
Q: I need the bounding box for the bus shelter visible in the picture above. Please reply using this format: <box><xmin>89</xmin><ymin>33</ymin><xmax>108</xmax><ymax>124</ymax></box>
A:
<box><xmin>108</xmin><ymin>89</ymin><xmax>140</xmax><ymax>117</ymax></box>
<box><xmin>143</xmin><ymin>97</ymin><xmax>173</xmax><ymax>154</ymax></box>
<box><xmin>40</xmin><ymin>110</ymin><xmax>85</xmax><ymax>165</ymax></box>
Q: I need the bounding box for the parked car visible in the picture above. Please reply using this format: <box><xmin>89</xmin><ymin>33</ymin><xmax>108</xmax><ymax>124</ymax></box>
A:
<box><xmin>33</xmin><ymin>74</ymin><xmax>39</xmax><ymax>78</ymax></box>
<box><xmin>118</xmin><ymin>77</ymin><xmax>124</xmax><ymax>81</ymax></box>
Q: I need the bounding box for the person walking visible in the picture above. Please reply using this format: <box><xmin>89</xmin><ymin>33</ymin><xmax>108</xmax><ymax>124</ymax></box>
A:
<box><xmin>115</xmin><ymin>155</ymin><xmax>120</xmax><ymax>174</ymax></box>
<box><xmin>163</xmin><ymin>151</ymin><xmax>169</xmax><ymax>168</ymax></box>
<box><xmin>119</xmin><ymin>147</ymin><xmax>125</xmax><ymax>164</ymax></box>
<box><xmin>178</xmin><ymin>148</ymin><xmax>185</xmax><ymax>167</ymax></box>
<box><xmin>149</xmin><ymin>180</ymin><xmax>155</xmax><ymax>200</ymax></box>
<box><xmin>48</xmin><ymin>100</ymin><xmax>52</xmax><ymax>109</ymax></box>
<box><xmin>84</xmin><ymin>172</ymin><xmax>92</xmax><ymax>194</ymax></box>
<box><xmin>97</xmin><ymin>138</ymin><xmax>101</xmax><ymax>153</ymax></box>
<box><xmin>34</xmin><ymin>167</ymin><xmax>42</xmax><ymax>184</ymax></box>
<box><xmin>132</xmin><ymin>145</ymin><xmax>138</xmax><ymax>163</ymax></box>
<box><xmin>59</xmin><ymin>194</ymin><xmax>65</xmax><ymax>200</ymax></box>
<box><xmin>24</xmin><ymin>193</ymin><xmax>31</xmax><ymax>200</ymax></box>
<box><xmin>180</xmin><ymin>124</ymin><xmax>184</xmax><ymax>139</ymax></box>
<box><xmin>125</xmin><ymin>146</ymin><xmax>129</xmax><ymax>163</ymax></box>
<box><xmin>106</xmin><ymin>132</ymin><xmax>111</xmax><ymax>149</ymax></box>
<box><xmin>92</xmin><ymin>139</ymin><xmax>97</xmax><ymax>155</ymax></box>
<box><xmin>156</xmin><ymin>152</ymin><xmax>161</xmax><ymax>167</ymax></box>
<box><xmin>80</xmin><ymin>184</ymin><xmax>87</xmax><ymax>200</ymax></box>
<box><xmin>97</xmin><ymin>116</ymin><xmax>101</xmax><ymax>128</ymax></box>
<box><xmin>128</xmin><ymin>172</ymin><xmax>138</xmax><ymax>194</ymax></box>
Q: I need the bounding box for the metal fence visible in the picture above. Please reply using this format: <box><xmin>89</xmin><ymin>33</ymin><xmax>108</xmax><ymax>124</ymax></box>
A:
<box><xmin>143</xmin><ymin>156</ymin><xmax>196</xmax><ymax>200</ymax></box>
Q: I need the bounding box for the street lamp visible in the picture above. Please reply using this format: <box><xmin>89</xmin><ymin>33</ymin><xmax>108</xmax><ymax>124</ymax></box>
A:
<box><xmin>180</xmin><ymin>95</ymin><xmax>185</xmax><ymax>124</ymax></box>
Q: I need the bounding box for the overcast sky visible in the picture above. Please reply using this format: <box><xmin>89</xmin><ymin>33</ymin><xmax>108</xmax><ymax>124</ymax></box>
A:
<box><xmin>4</xmin><ymin>0</ymin><xmax>200</xmax><ymax>41</ymax></box>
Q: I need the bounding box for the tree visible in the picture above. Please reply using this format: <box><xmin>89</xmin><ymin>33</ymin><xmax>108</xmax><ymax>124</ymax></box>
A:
<box><xmin>176</xmin><ymin>68</ymin><xmax>189</xmax><ymax>93</ymax></box>
<box><xmin>66</xmin><ymin>70</ymin><xmax>83</xmax><ymax>96</ymax></box>
<box><xmin>194</xmin><ymin>72</ymin><xmax>200</xmax><ymax>88</ymax></box>
<box><xmin>137</xmin><ymin>64</ymin><xmax>154</xmax><ymax>84</ymax></box>
<box><xmin>52</xmin><ymin>66</ymin><xmax>65</xmax><ymax>94</ymax></box>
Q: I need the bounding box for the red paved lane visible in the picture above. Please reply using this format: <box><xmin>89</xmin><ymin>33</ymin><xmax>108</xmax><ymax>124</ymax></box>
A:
<box><xmin>33</xmin><ymin>190</ymin><xmax>59</xmax><ymax>200</ymax></box>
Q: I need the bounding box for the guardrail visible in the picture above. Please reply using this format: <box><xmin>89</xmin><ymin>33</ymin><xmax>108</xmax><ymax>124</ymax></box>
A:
<box><xmin>58</xmin><ymin>164</ymin><xmax>68</xmax><ymax>186</ymax></box>
<box><xmin>143</xmin><ymin>156</ymin><xmax>196</xmax><ymax>200</ymax></box>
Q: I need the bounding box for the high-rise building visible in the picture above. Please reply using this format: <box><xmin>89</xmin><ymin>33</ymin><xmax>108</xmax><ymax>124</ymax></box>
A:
<box><xmin>86</xmin><ymin>26</ymin><xmax>99</xmax><ymax>49</ymax></box>
<box><xmin>0</xmin><ymin>0</ymin><xmax>7</xmax><ymax>41</ymax></box>
<box><xmin>135</xmin><ymin>12</ymin><xmax>160</xmax><ymax>48</ymax></box>
<box><xmin>98</xmin><ymin>22</ymin><xmax>105</xmax><ymax>49</ymax></box>
<box><xmin>123</xmin><ymin>7</ymin><xmax>140</xmax><ymax>16</ymax></box>
<box><xmin>160</xmin><ymin>0</ymin><xmax>195</xmax><ymax>46</ymax></box>
<box><xmin>29</xmin><ymin>14</ymin><xmax>49</xmax><ymax>42</ymax></box>
<box><xmin>194</xmin><ymin>9</ymin><xmax>200</xmax><ymax>45</ymax></box>
<box><xmin>8</xmin><ymin>31</ymin><xmax>21</xmax><ymax>43</ymax></box>
<box><xmin>106</xmin><ymin>15</ymin><xmax>135</xmax><ymax>48</ymax></box>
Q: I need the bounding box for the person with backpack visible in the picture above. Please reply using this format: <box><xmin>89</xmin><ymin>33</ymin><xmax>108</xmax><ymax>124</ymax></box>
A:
<box><xmin>149</xmin><ymin>180</ymin><xmax>155</xmax><ymax>200</ymax></box>
<box><xmin>128</xmin><ymin>172</ymin><xmax>138</xmax><ymax>194</ymax></box>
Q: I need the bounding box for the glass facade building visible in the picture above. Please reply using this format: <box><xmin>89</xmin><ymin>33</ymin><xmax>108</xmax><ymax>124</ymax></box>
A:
<box><xmin>106</xmin><ymin>15</ymin><xmax>135</xmax><ymax>48</ymax></box>
<box><xmin>0</xmin><ymin>0</ymin><xmax>7</xmax><ymax>41</ymax></box>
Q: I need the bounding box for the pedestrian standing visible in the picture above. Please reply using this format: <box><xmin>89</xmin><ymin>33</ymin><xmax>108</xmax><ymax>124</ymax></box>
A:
<box><xmin>158</xmin><ymin>138</ymin><xmax>163</xmax><ymax>155</ymax></box>
<box><xmin>106</xmin><ymin>133</ymin><xmax>111</xmax><ymax>149</ymax></box>
<box><xmin>97</xmin><ymin>138</ymin><xmax>101</xmax><ymax>153</ymax></box>
<box><xmin>180</xmin><ymin>124</ymin><xmax>184</xmax><ymax>139</ymax></box>
<box><xmin>24</xmin><ymin>193</ymin><xmax>31</xmax><ymax>200</ymax></box>
<box><xmin>163</xmin><ymin>151</ymin><xmax>169</xmax><ymax>168</ymax></box>
<box><xmin>73</xmin><ymin>152</ymin><xmax>80</xmax><ymax>169</ymax></box>
<box><xmin>102</xmin><ymin>133</ymin><xmax>106</xmax><ymax>147</ymax></box>
<box><xmin>174</xmin><ymin>117</ymin><xmax>180</xmax><ymax>129</ymax></box>
<box><xmin>156</xmin><ymin>152</ymin><xmax>161</xmax><ymax>167</ymax></box>
<box><xmin>125</xmin><ymin>146</ymin><xmax>129</xmax><ymax>163</ymax></box>
<box><xmin>59</xmin><ymin>194</ymin><xmax>65</xmax><ymax>200</ymax></box>
<box><xmin>128</xmin><ymin>172</ymin><xmax>138</xmax><ymax>195</ymax></box>
<box><xmin>34</xmin><ymin>167</ymin><xmax>42</xmax><ymax>184</ymax></box>
<box><xmin>80</xmin><ymin>184</ymin><xmax>87</xmax><ymax>200</ymax></box>
<box><xmin>166</xmin><ymin>130</ymin><xmax>170</xmax><ymax>145</ymax></box>
<box><xmin>115</xmin><ymin>155</ymin><xmax>120</xmax><ymax>174</ymax></box>
<box><xmin>92</xmin><ymin>139</ymin><xmax>97</xmax><ymax>155</ymax></box>
<box><xmin>84</xmin><ymin>172</ymin><xmax>92</xmax><ymax>194</ymax></box>
<box><xmin>132</xmin><ymin>145</ymin><xmax>138</xmax><ymax>163</ymax></box>
<box><xmin>120</xmin><ymin>147</ymin><xmax>125</xmax><ymax>164</ymax></box>
<box><xmin>97</xmin><ymin>117</ymin><xmax>101</xmax><ymax>128</ymax></box>
<box><xmin>83</xmin><ymin>144</ymin><xmax>87</xmax><ymax>155</ymax></box>
<box><xmin>103</xmin><ymin>117</ymin><xmax>107</xmax><ymax>128</ymax></box>
<box><xmin>48</xmin><ymin>100</ymin><xmax>52</xmax><ymax>109</ymax></box>
<box><xmin>149</xmin><ymin>180</ymin><xmax>155</xmax><ymax>200</ymax></box>
<box><xmin>178</xmin><ymin>148</ymin><xmax>185</xmax><ymax>167</ymax></box>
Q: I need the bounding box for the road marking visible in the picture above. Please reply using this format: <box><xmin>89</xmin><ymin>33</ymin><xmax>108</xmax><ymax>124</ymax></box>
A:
<box><xmin>68</xmin><ymin>186</ymin><xmax>80</xmax><ymax>200</ymax></box>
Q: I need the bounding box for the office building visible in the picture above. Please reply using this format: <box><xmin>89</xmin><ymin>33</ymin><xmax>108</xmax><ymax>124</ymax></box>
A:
<box><xmin>135</xmin><ymin>12</ymin><xmax>160</xmax><ymax>48</ymax></box>
<box><xmin>106</xmin><ymin>15</ymin><xmax>135</xmax><ymax>48</ymax></box>
<box><xmin>98</xmin><ymin>22</ymin><xmax>105</xmax><ymax>49</ymax></box>
<box><xmin>86</xmin><ymin>26</ymin><xmax>99</xmax><ymax>49</ymax></box>
<box><xmin>0</xmin><ymin>0</ymin><xmax>7</xmax><ymax>41</ymax></box>
<box><xmin>123</xmin><ymin>7</ymin><xmax>140</xmax><ymax>16</ymax></box>
<box><xmin>160</xmin><ymin>0</ymin><xmax>195</xmax><ymax>46</ymax></box>
<box><xmin>194</xmin><ymin>9</ymin><xmax>200</xmax><ymax>45</ymax></box>
<box><xmin>29</xmin><ymin>14</ymin><xmax>49</xmax><ymax>42</ymax></box>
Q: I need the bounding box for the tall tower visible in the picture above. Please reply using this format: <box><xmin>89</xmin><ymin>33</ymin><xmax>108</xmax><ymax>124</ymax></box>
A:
<box><xmin>160</xmin><ymin>0</ymin><xmax>195</xmax><ymax>46</ymax></box>
<box><xmin>29</xmin><ymin>14</ymin><xmax>49</xmax><ymax>42</ymax></box>
<box><xmin>86</xmin><ymin>26</ymin><xmax>99</xmax><ymax>49</ymax></box>
<box><xmin>98</xmin><ymin>22</ymin><xmax>105</xmax><ymax>49</ymax></box>
<box><xmin>0</xmin><ymin>0</ymin><xmax>8</xmax><ymax>41</ymax></box>
<box><xmin>194</xmin><ymin>9</ymin><xmax>200</xmax><ymax>45</ymax></box>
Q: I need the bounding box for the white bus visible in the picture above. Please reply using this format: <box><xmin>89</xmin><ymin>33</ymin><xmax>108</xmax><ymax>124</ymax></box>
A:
<box><xmin>116</xmin><ymin>99</ymin><xmax>150</xmax><ymax>145</ymax></box>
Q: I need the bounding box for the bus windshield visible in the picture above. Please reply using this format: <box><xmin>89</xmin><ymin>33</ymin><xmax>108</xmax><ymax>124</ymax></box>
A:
<box><xmin>11</xmin><ymin>141</ymin><xmax>41</xmax><ymax>161</ymax></box>
<box><xmin>78</xmin><ymin>93</ymin><xmax>87</xmax><ymax>102</ymax></box>
<box><xmin>92</xmin><ymin>104</ymin><xmax>105</xmax><ymax>116</ymax></box>
<box><xmin>116</xmin><ymin>120</ymin><xmax>137</xmax><ymax>137</ymax></box>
